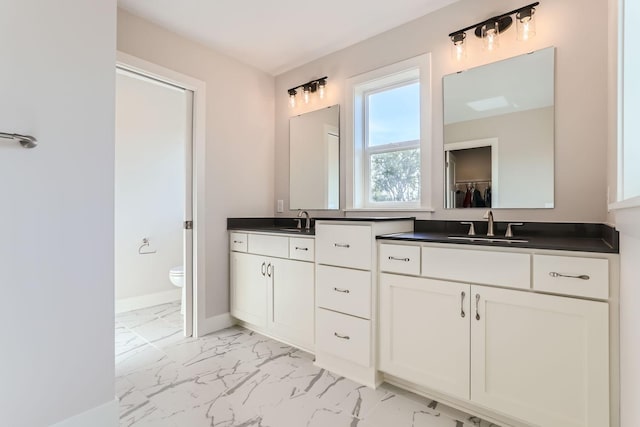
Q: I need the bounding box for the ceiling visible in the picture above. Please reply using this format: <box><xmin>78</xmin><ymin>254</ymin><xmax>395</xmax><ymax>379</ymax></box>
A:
<box><xmin>118</xmin><ymin>0</ymin><xmax>460</xmax><ymax>76</ymax></box>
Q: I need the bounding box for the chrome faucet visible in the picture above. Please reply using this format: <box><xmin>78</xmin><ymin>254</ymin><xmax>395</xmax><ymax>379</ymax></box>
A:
<box><xmin>483</xmin><ymin>210</ymin><xmax>494</xmax><ymax>237</ymax></box>
<box><xmin>297</xmin><ymin>210</ymin><xmax>311</xmax><ymax>230</ymax></box>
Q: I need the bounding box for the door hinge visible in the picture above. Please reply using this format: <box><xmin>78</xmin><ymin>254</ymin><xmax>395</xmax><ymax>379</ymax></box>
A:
<box><xmin>184</xmin><ymin>220</ymin><xmax>193</xmax><ymax>230</ymax></box>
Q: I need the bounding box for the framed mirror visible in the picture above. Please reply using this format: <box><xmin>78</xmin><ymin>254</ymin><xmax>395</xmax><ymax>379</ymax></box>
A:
<box><xmin>443</xmin><ymin>47</ymin><xmax>555</xmax><ymax>209</ymax></box>
<box><xmin>290</xmin><ymin>105</ymin><xmax>340</xmax><ymax>210</ymax></box>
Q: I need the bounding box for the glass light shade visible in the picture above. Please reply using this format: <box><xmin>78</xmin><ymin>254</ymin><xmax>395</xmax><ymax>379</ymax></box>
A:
<box><xmin>303</xmin><ymin>86</ymin><xmax>311</xmax><ymax>104</ymax></box>
<box><xmin>481</xmin><ymin>21</ymin><xmax>500</xmax><ymax>51</ymax></box>
<box><xmin>318</xmin><ymin>82</ymin><xmax>326</xmax><ymax>99</ymax></box>
<box><xmin>288</xmin><ymin>89</ymin><xmax>297</xmax><ymax>108</ymax></box>
<box><xmin>516</xmin><ymin>8</ymin><xmax>536</xmax><ymax>41</ymax></box>
<box><xmin>451</xmin><ymin>33</ymin><xmax>467</xmax><ymax>61</ymax></box>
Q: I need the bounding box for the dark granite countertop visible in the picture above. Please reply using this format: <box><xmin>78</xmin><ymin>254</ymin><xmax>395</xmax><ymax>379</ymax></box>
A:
<box><xmin>227</xmin><ymin>218</ymin><xmax>315</xmax><ymax>235</ymax></box>
<box><xmin>227</xmin><ymin>218</ymin><xmax>618</xmax><ymax>253</ymax></box>
<box><xmin>227</xmin><ymin>216</ymin><xmax>415</xmax><ymax>236</ymax></box>
<box><xmin>377</xmin><ymin>220</ymin><xmax>619</xmax><ymax>254</ymax></box>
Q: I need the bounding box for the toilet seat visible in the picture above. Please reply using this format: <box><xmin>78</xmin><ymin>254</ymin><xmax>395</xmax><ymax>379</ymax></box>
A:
<box><xmin>169</xmin><ymin>265</ymin><xmax>185</xmax><ymax>315</ymax></box>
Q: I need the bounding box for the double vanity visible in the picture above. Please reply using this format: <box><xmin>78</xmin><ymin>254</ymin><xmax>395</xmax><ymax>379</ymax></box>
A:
<box><xmin>227</xmin><ymin>217</ymin><xmax>619</xmax><ymax>427</ymax></box>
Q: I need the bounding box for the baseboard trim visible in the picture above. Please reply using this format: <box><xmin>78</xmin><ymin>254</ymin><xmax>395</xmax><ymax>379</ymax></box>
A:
<box><xmin>50</xmin><ymin>398</ymin><xmax>118</xmax><ymax>427</ymax></box>
<box><xmin>196</xmin><ymin>312</ymin><xmax>235</xmax><ymax>337</ymax></box>
<box><xmin>115</xmin><ymin>289</ymin><xmax>181</xmax><ymax>314</ymax></box>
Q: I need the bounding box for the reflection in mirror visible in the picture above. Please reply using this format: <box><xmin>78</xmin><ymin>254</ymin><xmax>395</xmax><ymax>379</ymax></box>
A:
<box><xmin>444</xmin><ymin>47</ymin><xmax>555</xmax><ymax>209</ymax></box>
<box><xmin>290</xmin><ymin>105</ymin><xmax>339</xmax><ymax>210</ymax></box>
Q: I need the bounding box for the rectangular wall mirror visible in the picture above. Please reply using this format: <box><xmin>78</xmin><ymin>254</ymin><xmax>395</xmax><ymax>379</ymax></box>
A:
<box><xmin>443</xmin><ymin>47</ymin><xmax>555</xmax><ymax>209</ymax></box>
<box><xmin>290</xmin><ymin>104</ymin><xmax>340</xmax><ymax>210</ymax></box>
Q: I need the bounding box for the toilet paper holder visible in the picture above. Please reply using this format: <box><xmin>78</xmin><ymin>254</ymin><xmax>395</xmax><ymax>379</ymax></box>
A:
<box><xmin>138</xmin><ymin>238</ymin><xmax>157</xmax><ymax>255</ymax></box>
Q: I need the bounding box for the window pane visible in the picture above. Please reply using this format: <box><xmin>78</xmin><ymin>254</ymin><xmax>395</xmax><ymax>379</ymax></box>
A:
<box><xmin>623</xmin><ymin>0</ymin><xmax>640</xmax><ymax>199</ymax></box>
<box><xmin>370</xmin><ymin>149</ymin><xmax>420</xmax><ymax>202</ymax></box>
<box><xmin>368</xmin><ymin>82</ymin><xmax>420</xmax><ymax>147</ymax></box>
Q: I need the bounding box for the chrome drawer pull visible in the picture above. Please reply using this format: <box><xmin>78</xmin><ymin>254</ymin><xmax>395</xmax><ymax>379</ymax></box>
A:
<box><xmin>388</xmin><ymin>256</ymin><xmax>410</xmax><ymax>262</ymax></box>
<box><xmin>333</xmin><ymin>287</ymin><xmax>350</xmax><ymax>294</ymax></box>
<box><xmin>549</xmin><ymin>272</ymin><xmax>590</xmax><ymax>280</ymax></box>
<box><xmin>295</xmin><ymin>246</ymin><xmax>309</xmax><ymax>251</ymax></box>
<box><xmin>233</xmin><ymin>240</ymin><xmax>244</xmax><ymax>244</ymax></box>
<box><xmin>334</xmin><ymin>243</ymin><xmax>350</xmax><ymax>248</ymax></box>
<box><xmin>334</xmin><ymin>332</ymin><xmax>350</xmax><ymax>340</ymax></box>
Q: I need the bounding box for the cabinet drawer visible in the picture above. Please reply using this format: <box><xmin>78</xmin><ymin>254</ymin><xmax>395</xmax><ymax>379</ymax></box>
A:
<box><xmin>533</xmin><ymin>255</ymin><xmax>609</xmax><ymax>299</ymax></box>
<box><xmin>229</xmin><ymin>232</ymin><xmax>248</xmax><ymax>252</ymax></box>
<box><xmin>379</xmin><ymin>244</ymin><xmax>421</xmax><ymax>275</ymax></box>
<box><xmin>316</xmin><ymin>223</ymin><xmax>372</xmax><ymax>270</ymax></box>
<box><xmin>317</xmin><ymin>265</ymin><xmax>371</xmax><ymax>319</ymax></box>
<box><xmin>248</xmin><ymin>234</ymin><xmax>289</xmax><ymax>258</ymax></box>
<box><xmin>289</xmin><ymin>237</ymin><xmax>315</xmax><ymax>262</ymax></box>
<box><xmin>316</xmin><ymin>308</ymin><xmax>370</xmax><ymax>366</ymax></box>
<box><xmin>422</xmin><ymin>247</ymin><xmax>531</xmax><ymax>289</ymax></box>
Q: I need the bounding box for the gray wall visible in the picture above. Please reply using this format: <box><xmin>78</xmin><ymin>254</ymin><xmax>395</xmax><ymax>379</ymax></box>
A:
<box><xmin>274</xmin><ymin>0</ymin><xmax>609</xmax><ymax>222</ymax></box>
<box><xmin>0</xmin><ymin>1</ymin><xmax>117</xmax><ymax>425</ymax></box>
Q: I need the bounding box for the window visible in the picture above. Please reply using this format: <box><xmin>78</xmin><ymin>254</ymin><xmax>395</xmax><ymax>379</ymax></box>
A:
<box><xmin>617</xmin><ymin>0</ymin><xmax>640</xmax><ymax>203</ymax></box>
<box><xmin>346</xmin><ymin>54</ymin><xmax>431</xmax><ymax>209</ymax></box>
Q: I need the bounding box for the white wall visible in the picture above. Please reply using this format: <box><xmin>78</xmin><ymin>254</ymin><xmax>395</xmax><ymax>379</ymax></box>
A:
<box><xmin>0</xmin><ymin>1</ymin><xmax>117</xmax><ymax>426</ymax></box>
<box><xmin>274</xmin><ymin>0</ymin><xmax>610</xmax><ymax>223</ymax></box>
<box><xmin>115</xmin><ymin>71</ymin><xmax>186</xmax><ymax>300</ymax></box>
<box><xmin>614</xmin><ymin>208</ymin><xmax>640</xmax><ymax>427</ymax></box>
<box><xmin>117</xmin><ymin>9</ymin><xmax>275</xmax><ymax>318</ymax></box>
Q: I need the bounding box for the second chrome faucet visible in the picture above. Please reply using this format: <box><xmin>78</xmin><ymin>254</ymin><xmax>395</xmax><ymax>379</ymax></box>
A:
<box><xmin>483</xmin><ymin>210</ymin><xmax>494</xmax><ymax>236</ymax></box>
<box><xmin>297</xmin><ymin>210</ymin><xmax>311</xmax><ymax>230</ymax></box>
<box><xmin>462</xmin><ymin>210</ymin><xmax>524</xmax><ymax>238</ymax></box>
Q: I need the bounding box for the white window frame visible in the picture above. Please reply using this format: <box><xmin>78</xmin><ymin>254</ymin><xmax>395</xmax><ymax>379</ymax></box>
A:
<box><xmin>345</xmin><ymin>54</ymin><xmax>432</xmax><ymax>211</ymax></box>
<box><xmin>610</xmin><ymin>0</ymin><xmax>640</xmax><ymax>210</ymax></box>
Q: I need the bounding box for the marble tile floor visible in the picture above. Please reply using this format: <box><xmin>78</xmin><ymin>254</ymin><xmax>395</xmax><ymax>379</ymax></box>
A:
<box><xmin>115</xmin><ymin>302</ymin><xmax>501</xmax><ymax>427</ymax></box>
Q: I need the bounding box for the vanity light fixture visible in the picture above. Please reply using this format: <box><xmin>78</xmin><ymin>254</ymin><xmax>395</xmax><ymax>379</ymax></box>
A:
<box><xmin>287</xmin><ymin>76</ymin><xmax>328</xmax><ymax>108</ymax></box>
<box><xmin>288</xmin><ymin>89</ymin><xmax>297</xmax><ymax>108</ymax></box>
<box><xmin>303</xmin><ymin>85</ymin><xmax>311</xmax><ymax>104</ymax></box>
<box><xmin>318</xmin><ymin>78</ymin><xmax>326</xmax><ymax>99</ymax></box>
<box><xmin>448</xmin><ymin>2</ymin><xmax>539</xmax><ymax>60</ymax></box>
<box><xmin>450</xmin><ymin>32</ymin><xmax>467</xmax><ymax>61</ymax></box>
<box><xmin>516</xmin><ymin>5</ymin><xmax>537</xmax><ymax>41</ymax></box>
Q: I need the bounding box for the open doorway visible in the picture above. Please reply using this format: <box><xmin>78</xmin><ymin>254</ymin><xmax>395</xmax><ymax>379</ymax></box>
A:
<box><xmin>445</xmin><ymin>137</ymin><xmax>499</xmax><ymax>209</ymax></box>
<box><xmin>114</xmin><ymin>66</ymin><xmax>194</xmax><ymax>336</ymax></box>
<box><xmin>113</xmin><ymin>53</ymin><xmax>206</xmax><ymax>338</ymax></box>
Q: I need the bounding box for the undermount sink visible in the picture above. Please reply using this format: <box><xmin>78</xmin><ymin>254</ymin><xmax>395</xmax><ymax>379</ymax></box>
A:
<box><xmin>448</xmin><ymin>236</ymin><xmax>529</xmax><ymax>244</ymax></box>
<box><xmin>279</xmin><ymin>228</ymin><xmax>308</xmax><ymax>233</ymax></box>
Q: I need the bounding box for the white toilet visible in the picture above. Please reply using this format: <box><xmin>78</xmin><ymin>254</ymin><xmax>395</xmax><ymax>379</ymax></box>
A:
<box><xmin>169</xmin><ymin>266</ymin><xmax>185</xmax><ymax>314</ymax></box>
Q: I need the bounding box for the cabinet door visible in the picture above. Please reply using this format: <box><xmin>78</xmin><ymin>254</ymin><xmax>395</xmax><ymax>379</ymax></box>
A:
<box><xmin>268</xmin><ymin>258</ymin><xmax>315</xmax><ymax>350</ymax></box>
<box><xmin>471</xmin><ymin>286</ymin><xmax>609</xmax><ymax>427</ymax></box>
<box><xmin>379</xmin><ymin>273</ymin><xmax>470</xmax><ymax>400</ymax></box>
<box><xmin>230</xmin><ymin>252</ymin><xmax>267</xmax><ymax>327</ymax></box>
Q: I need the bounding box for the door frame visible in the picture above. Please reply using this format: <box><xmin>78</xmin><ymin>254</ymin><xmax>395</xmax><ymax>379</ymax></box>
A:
<box><xmin>116</xmin><ymin>51</ymin><xmax>207</xmax><ymax>337</ymax></box>
<box><xmin>444</xmin><ymin>137</ymin><xmax>499</xmax><ymax>208</ymax></box>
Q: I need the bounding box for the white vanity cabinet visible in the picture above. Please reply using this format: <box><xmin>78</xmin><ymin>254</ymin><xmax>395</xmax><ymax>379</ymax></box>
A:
<box><xmin>230</xmin><ymin>251</ymin><xmax>268</xmax><ymax>327</ymax></box>
<box><xmin>379</xmin><ymin>242</ymin><xmax>615</xmax><ymax>427</ymax></box>
<box><xmin>471</xmin><ymin>285</ymin><xmax>609</xmax><ymax>427</ymax></box>
<box><xmin>230</xmin><ymin>232</ymin><xmax>315</xmax><ymax>352</ymax></box>
<box><xmin>379</xmin><ymin>273</ymin><xmax>470</xmax><ymax>400</ymax></box>
<box><xmin>314</xmin><ymin>220</ymin><xmax>413</xmax><ymax>387</ymax></box>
